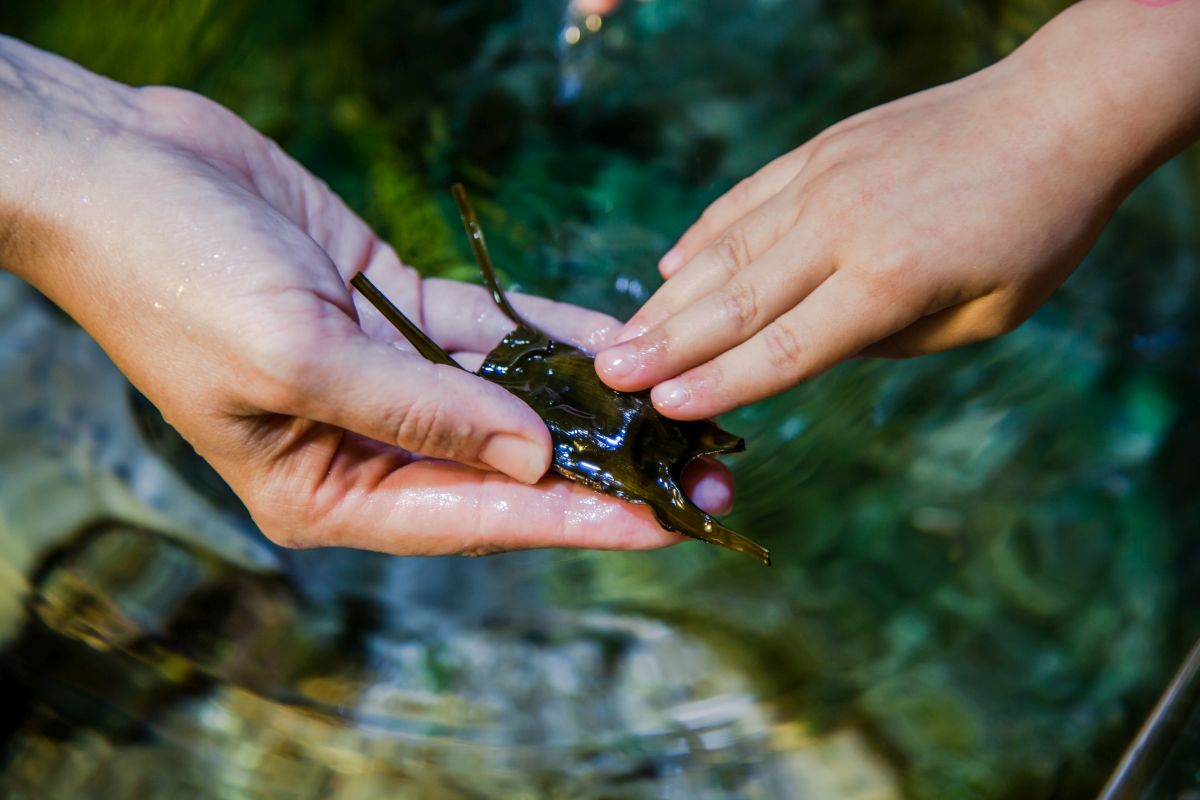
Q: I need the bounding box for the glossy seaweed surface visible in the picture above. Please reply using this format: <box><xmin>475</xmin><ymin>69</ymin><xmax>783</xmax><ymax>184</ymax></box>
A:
<box><xmin>351</xmin><ymin>185</ymin><xmax>769</xmax><ymax>565</ymax></box>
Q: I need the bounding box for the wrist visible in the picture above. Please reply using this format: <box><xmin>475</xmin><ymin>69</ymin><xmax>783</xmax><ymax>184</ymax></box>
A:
<box><xmin>1007</xmin><ymin>0</ymin><xmax>1200</xmax><ymax>197</ymax></box>
<box><xmin>0</xmin><ymin>37</ymin><xmax>142</xmax><ymax>287</ymax></box>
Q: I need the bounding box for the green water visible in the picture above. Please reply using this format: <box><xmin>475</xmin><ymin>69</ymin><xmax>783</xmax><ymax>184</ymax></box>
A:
<box><xmin>1</xmin><ymin>2</ymin><xmax>1198</xmax><ymax>798</ymax></box>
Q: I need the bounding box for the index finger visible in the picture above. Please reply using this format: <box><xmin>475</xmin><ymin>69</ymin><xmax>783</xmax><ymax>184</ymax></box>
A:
<box><xmin>649</xmin><ymin>271</ymin><xmax>921</xmax><ymax>419</ymax></box>
<box><xmin>421</xmin><ymin>278</ymin><xmax>622</xmax><ymax>355</ymax></box>
<box><xmin>619</xmin><ymin>182</ymin><xmax>816</xmax><ymax>344</ymax></box>
<box><xmin>662</xmin><ymin>145</ymin><xmax>811</xmax><ymax>278</ymax></box>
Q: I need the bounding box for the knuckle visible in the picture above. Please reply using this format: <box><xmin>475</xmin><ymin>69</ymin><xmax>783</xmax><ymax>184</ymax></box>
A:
<box><xmin>137</xmin><ymin>85</ymin><xmax>204</xmax><ymax>121</ymax></box>
<box><xmin>727</xmin><ymin>178</ymin><xmax>754</xmax><ymax>208</ymax></box>
<box><xmin>800</xmin><ymin>136</ymin><xmax>841</xmax><ymax>177</ymax></box>
<box><xmin>814</xmin><ymin>170</ymin><xmax>858</xmax><ymax>213</ymax></box>
<box><xmin>718</xmin><ymin>280</ymin><xmax>760</xmax><ymax>330</ymax></box>
<box><xmin>392</xmin><ymin>397</ymin><xmax>446</xmax><ymax>453</ymax></box>
<box><xmin>693</xmin><ymin>361</ymin><xmax>729</xmax><ymax>405</ymax></box>
<box><xmin>711</xmin><ymin>231</ymin><xmax>750</xmax><ymax>279</ymax></box>
<box><xmin>242</xmin><ymin>336</ymin><xmax>312</xmax><ymax>413</ymax></box>
<box><xmin>857</xmin><ymin>265</ymin><xmax>905</xmax><ymax>299</ymax></box>
<box><xmin>805</xmin><ymin>133</ymin><xmax>835</xmax><ymax>165</ymax></box>
<box><xmin>762</xmin><ymin>322</ymin><xmax>805</xmax><ymax>373</ymax></box>
<box><xmin>137</xmin><ymin>86</ymin><xmax>242</xmax><ymax>144</ymax></box>
<box><xmin>811</xmin><ymin>127</ymin><xmax>851</xmax><ymax>159</ymax></box>
<box><xmin>388</xmin><ymin>388</ymin><xmax>478</xmax><ymax>460</ymax></box>
<box><xmin>697</xmin><ymin>202</ymin><xmax>722</xmax><ymax>231</ymax></box>
<box><xmin>810</xmin><ymin>114</ymin><xmax>872</xmax><ymax>161</ymax></box>
<box><xmin>854</xmin><ymin>250</ymin><xmax>920</xmax><ymax>298</ymax></box>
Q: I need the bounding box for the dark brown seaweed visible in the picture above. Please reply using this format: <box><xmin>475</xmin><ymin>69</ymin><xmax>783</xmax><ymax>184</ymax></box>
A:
<box><xmin>350</xmin><ymin>185</ymin><xmax>770</xmax><ymax>566</ymax></box>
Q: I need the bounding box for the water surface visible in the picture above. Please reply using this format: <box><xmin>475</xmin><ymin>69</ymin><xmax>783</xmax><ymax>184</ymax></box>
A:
<box><xmin>1</xmin><ymin>2</ymin><xmax>1198</xmax><ymax>798</ymax></box>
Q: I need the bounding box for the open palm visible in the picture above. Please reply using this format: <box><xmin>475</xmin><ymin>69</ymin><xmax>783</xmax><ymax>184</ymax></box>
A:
<box><xmin>2</xmin><ymin>42</ymin><xmax>731</xmax><ymax>557</ymax></box>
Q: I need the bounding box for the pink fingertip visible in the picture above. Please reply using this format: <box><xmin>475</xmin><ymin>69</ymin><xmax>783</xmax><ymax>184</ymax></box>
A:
<box><xmin>682</xmin><ymin>461</ymin><xmax>734</xmax><ymax>515</ymax></box>
<box><xmin>659</xmin><ymin>246</ymin><xmax>684</xmax><ymax>277</ymax></box>
<box><xmin>479</xmin><ymin>433</ymin><xmax>550</xmax><ymax>485</ymax></box>
<box><xmin>596</xmin><ymin>344</ymin><xmax>637</xmax><ymax>379</ymax></box>
<box><xmin>652</xmin><ymin>380</ymin><xmax>690</xmax><ymax>411</ymax></box>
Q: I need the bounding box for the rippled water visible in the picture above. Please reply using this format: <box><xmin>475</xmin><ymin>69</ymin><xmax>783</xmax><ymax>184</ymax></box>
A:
<box><xmin>0</xmin><ymin>272</ymin><xmax>898</xmax><ymax>798</ymax></box>
<box><xmin>2</xmin><ymin>1</ymin><xmax>1199</xmax><ymax>798</ymax></box>
<box><xmin>0</xmin><ymin>522</ymin><xmax>896</xmax><ymax>799</ymax></box>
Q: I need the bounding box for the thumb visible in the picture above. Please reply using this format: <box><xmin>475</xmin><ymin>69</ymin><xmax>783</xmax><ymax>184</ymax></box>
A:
<box><xmin>297</xmin><ymin>334</ymin><xmax>551</xmax><ymax>483</ymax></box>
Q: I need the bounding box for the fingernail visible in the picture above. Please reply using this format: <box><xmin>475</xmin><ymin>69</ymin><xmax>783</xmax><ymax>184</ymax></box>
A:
<box><xmin>480</xmin><ymin>433</ymin><xmax>547</xmax><ymax>484</ymax></box>
<box><xmin>659</xmin><ymin>246</ymin><xmax>684</xmax><ymax>276</ymax></box>
<box><xmin>654</xmin><ymin>380</ymin><xmax>690</xmax><ymax>410</ymax></box>
<box><xmin>597</xmin><ymin>344</ymin><xmax>638</xmax><ymax>378</ymax></box>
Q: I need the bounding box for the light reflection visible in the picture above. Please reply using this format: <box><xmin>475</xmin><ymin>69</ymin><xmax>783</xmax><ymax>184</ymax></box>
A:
<box><xmin>0</xmin><ymin>524</ymin><xmax>901</xmax><ymax>798</ymax></box>
<box><xmin>572</xmin><ymin>0</ymin><xmax>622</xmax><ymax>13</ymax></box>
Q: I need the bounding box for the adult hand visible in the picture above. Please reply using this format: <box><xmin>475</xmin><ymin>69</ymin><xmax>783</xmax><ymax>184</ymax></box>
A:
<box><xmin>0</xmin><ymin>37</ymin><xmax>733</xmax><ymax>556</ymax></box>
<box><xmin>596</xmin><ymin>0</ymin><xmax>1200</xmax><ymax>419</ymax></box>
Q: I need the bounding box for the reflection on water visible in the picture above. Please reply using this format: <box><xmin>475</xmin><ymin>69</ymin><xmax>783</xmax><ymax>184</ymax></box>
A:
<box><xmin>1</xmin><ymin>525</ymin><xmax>897</xmax><ymax>799</ymax></box>
<box><xmin>1</xmin><ymin>0</ymin><xmax>1199</xmax><ymax>798</ymax></box>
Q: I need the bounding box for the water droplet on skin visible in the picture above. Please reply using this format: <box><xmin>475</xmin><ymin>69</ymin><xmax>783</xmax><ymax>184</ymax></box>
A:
<box><xmin>585</xmin><ymin>324</ymin><xmax>618</xmax><ymax>350</ymax></box>
<box><xmin>565</xmin><ymin>491</ymin><xmax>618</xmax><ymax>527</ymax></box>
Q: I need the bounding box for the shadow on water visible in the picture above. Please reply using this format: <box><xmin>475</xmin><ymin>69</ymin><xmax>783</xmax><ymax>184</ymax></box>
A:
<box><xmin>1</xmin><ymin>1</ymin><xmax>1199</xmax><ymax>798</ymax></box>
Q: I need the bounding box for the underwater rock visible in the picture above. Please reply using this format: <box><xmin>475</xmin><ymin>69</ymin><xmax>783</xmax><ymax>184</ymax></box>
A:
<box><xmin>0</xmin><ymin>522</ymin><xmax>898</xmax><ymax>799</ymax></box>
<box><xmin>0</xmin><ymin>273</ymin><xmax>276</xmax><ymax>640</ymax></box>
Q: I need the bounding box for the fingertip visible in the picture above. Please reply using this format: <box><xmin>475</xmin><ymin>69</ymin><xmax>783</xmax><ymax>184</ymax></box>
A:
<box><xmin>451</xmin><ymin>351</ymin><xmax>486</xmax><ymax>371</ymax></box>
<box><xmin>651</xmin><ymin>376</ymin><xmax>731</xmax><ymax>421</ymax></box>
<box><xmin>651</xmin><ymin>379</ymin><xmax>691</xmax><ymax>414</ymax></box>
<box><xmin>471</xmin><ymin>375</ymin><xmax>554</xmax><ymax>483</ymax></box>
<box><xmin>479</xmin><ymin>431</ymin><xmax>551</xmax><ymax>485</ymax></box>
<box><xmin>595</xmin><ymin>343</ymin><xmax>636</xmax><ymax>382</ymax></box>
<box><xmin>682</xmin><ymin>457</ymin><xmax>735</xmax><ymax>515</ymax></box>
<box><xmin>658</xmin><ymin>246</ymin><xmax>685</xmax><ymax>278</ymax></box>
<box><xmin>635</xmin><ymin>528</ymin><xmax>688</xmax><ymax>551</ymax></box>
<box><xmin>594</xmin><ymin>342</ymin><xmax>657</xmax><ymax>392</ymax></box>
<box><xmin>552</xmin><ymin>480</ymin><xmax>685</xmax><ymax>552</ymax></box>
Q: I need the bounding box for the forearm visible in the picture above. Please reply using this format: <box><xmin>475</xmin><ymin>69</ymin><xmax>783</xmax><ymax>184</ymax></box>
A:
<box><xmin>1013</xmin><ymin>0</ymin><xmax>1200</xmax><ymax>195</ymax></box>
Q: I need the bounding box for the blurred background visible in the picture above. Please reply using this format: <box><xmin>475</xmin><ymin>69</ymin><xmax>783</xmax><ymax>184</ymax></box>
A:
<box><xmin>1</xmin><ymin>1</ymin><xmax>1198</xmax><ymax>798</ymax></box>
